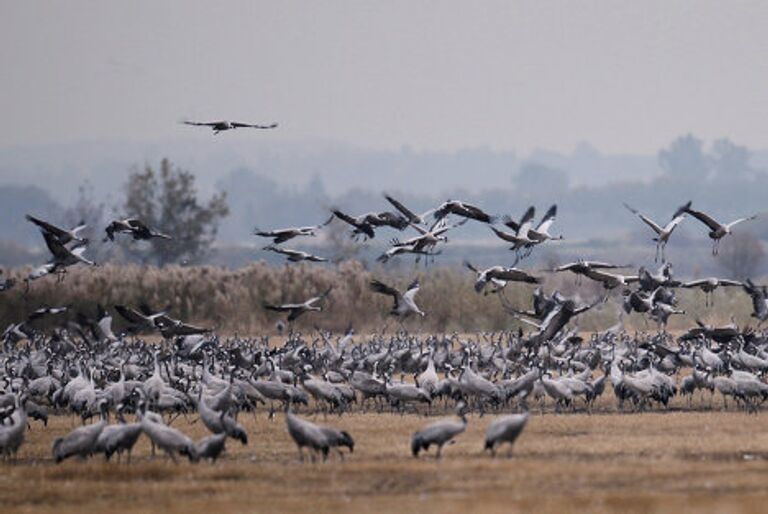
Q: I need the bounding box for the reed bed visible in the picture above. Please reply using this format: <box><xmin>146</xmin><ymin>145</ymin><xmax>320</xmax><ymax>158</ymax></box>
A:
<box><xmin>0</xmin><ymin>261</ymin><xmax>757</xmax><ymax>334</ymax></box>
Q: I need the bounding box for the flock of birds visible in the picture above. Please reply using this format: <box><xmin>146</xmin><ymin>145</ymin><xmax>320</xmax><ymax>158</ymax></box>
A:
<box><xmin>1</xmin><ymin>121</ymin><xmax>767</xmax><ymax>466</ymax></box>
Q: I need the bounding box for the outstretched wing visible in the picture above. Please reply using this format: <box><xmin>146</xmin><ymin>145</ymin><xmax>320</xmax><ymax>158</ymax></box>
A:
<box><xmin>263</xmin><ymin>303</ymin><xmax>293</xmax><ymax>313</ymax></box>
<box><xmin>432</xmin><ymin>217</ymin><xmax>467</xmax><ymax>236</ymax></box>
<box><xmin>725</xmin><ymin>214</ymin><xmax>758</xmax><ymax>230</ymax></box>
<box><xmin>69</xmin><ymin>244</ymin><xmax>94</xmax><ymax>265</ymax></box>
<box><xmin>307</xmin><ymin>287</ymin><xmax>333</xmax><ymax>306</ymax></box>
<box><xmin>623</xmin><ymin>203</ymin><xmax>663</xmax><ymax>235</ymax></box>
<box><xmin>126</xmin><ymin>219</ymin><xmax>152</xmax><ymax>236</ymax></box>
<box><xmin>535</xmin><ymin>205</ymin><xmax>557</xmax><ymax>233</ymax></box>
<box><xmin>41</xmin><ymin>231</ymin><xmax>70</xmax><ymax>261</ymax></box>
<box><xmin>264</xmin><ymin>245</ymin><xmax>298</xmax><ymax>257</ymax></box>
<box><xmin>182</xmin><ymin>120</ymin><xmax>218</xmax><ymax>127</ymax></box>
<box><xmin>316</xmin><ymin>214</ymin><xmax>336</xmax><ymax>228</ymax></box>
<box><xmin>161</xmin><ymin>321</ymin><xmax>209</xmax><ymax>337</ymax></box>
<box><xmin>402</xmin><ymin>280</ymin><xmax>420</xmax><ymax>301</ymax></box>
<box><xmin>459</xmin><ymin>203</ymin><xmax>496</xmax><ymax>223</ymax></box>
<box><xmin>384</xmin><ymin>194</ymin><xmax>420</xmax><ymax>223</ymax></box>
<box><xmin>332</xmin><ymin>209</ymin><xmax>358</xmax><ymax>226</ymax></box>
<box><xmin>516</xmin><ymin>206</ymin><xmax>535</xmax><ymax>236</ymax></box>
<box><xmin>684</xmin><ymin>207</ymin><xmax>722</xmax><ymax>231</ymax></box>
<box><xmin>26</xmin><ymin>215</ymin><xmax>69</xmax><ymax>240</ymax></box>
<box><xmin>489</xmin><ymin>226</ymin><xmax>519</xmax><ymax>243</ymax></box>
<box><xmin>231</xmin><ymin>122</ymin><xmax>278</xmax><ymax>129</ymax></box>
<box><xmin>671</xmin><ymin>201</ymin><xmax>692</xmax><ymax>221</ymax></box>
<box><xmin>502</xmin><ymin>214</ymin><xmax>520</xmax><ymax>232</ymax></box>
<box><xmin>489</xmin><ymin>268</ymin><xmax>541</xmax><ymax>284</ymax></box>
<box><xmin>369</xmin><ymin>279</ymin><xmax>400</xmax><ymax>298</ymax></box>
<box><xmin>553</xmin><ymin>261</ymin><xmax>580</xmax><ymax>272</ymax></box>
<box><xmin>114</xmin><ymin>305</ymin><xmax>148</xmax><ymax>324</ymax></box>
<box><xmin>662</xmin><ymin>210</ymin><xmax>687</xmax><ymax>233</ymax></box>
<box><xmin>585</xmin><ymin>261</ymin><xmax>628</xmax><ymax>270</ymax></box>
<box><xmin>583</xmin><ymin>268</ymin><xmax>619</xmax><ymax>283</ymax></box>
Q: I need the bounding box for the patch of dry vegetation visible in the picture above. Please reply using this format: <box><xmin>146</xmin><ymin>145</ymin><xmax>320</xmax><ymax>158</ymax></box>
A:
<box><xmin>1</xmin><ymin>262</ymin><xmax>757</xmax><ymax>335</ymax></box>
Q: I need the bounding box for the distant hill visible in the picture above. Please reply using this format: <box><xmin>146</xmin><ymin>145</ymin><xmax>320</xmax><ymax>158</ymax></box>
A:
<box><xmin>0</xmin><ymin>138</ymin><xmax>661</xmax><ymax>200</ymax></box>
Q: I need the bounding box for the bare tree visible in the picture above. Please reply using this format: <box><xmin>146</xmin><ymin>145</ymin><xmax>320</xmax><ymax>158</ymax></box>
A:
<box><xmin>716</xmin><ymin>231</ymin><xmax>765</xmax><ymax>279</ymax></box>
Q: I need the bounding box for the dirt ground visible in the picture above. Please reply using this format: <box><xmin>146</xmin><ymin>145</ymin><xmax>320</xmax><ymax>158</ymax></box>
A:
<box><xmin>3</xmin><ymin>405</ymin><xmax>768</xmax><ymax>514</ymax></box>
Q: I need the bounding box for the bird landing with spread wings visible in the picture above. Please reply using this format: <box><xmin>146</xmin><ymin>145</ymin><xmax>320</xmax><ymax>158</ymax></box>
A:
<box><xmin>378</xmin><ymin>218</ymin><xmax>466</xmax><ymax>264</ymax></box>
<box><xmin>623</xmin><ymin>201</ymin><xmax>689</xmax><ymax>262</ymax></box>
<box><xmin>682</xmin><ymin>203</ymin><xmax>759</xmax><ymax>255</ymax></box>
<box><xmin>369</xmin><ymin>279</ymin><xmax>425</xmax><ymax>318</ymax></box>
<box><xmin>499</xmin><ymin>205</ymin><xmax>563</xmax><ymax>254</ymax></box>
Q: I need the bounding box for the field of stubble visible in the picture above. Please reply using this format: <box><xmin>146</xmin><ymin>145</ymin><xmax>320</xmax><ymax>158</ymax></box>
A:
<box><xmin>4</xmin><ymin>397</ymin><xmax>768</xmax><ymax>514</ymax></box>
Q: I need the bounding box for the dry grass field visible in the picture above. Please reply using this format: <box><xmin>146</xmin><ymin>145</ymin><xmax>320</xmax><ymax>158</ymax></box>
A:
<box><xmin>0</xmin><ymin>262</ymin><xmax>756</xmax><ymax>334</ymax></box>
<box><xmin>4</xmin><ymin>405</ymin><xmax>768</xmax><ymax>514</ymax></box>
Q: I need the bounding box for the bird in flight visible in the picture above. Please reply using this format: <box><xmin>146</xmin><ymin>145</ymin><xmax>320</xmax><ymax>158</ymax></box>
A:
<box><xmin>369</xmin><ymin>279</ymin><xmax>425</xmax><ymax>318</ymax></box>
<box><xmin>104</xmin><ymin>218</ymin><xmax>171</xmax><ymax>242</ymax></box>
<box><xmin>383</xmin><ymin>194</ymin><xmax>433</xmax><ymax>225</ymax></box>
<box><xmin>254</xmin><ymin>216</ymin><xmax>334</xmax><ymax>245</ymax></box>
<box><xmin>682</xmin><ymin>203</ymin><xmax>759</xmax><ymax>255</ymax></box>
<box><xmin>262</xmin><ymin>245</ymin><xmax>328</xmax><ymax>263</ymax></box>
<box><xmin>463</xmin><ymin>262</ymin><xmax>541</xmax><ymax>294</ymax></box>
<box><xmin>623</xmin><ymin>201</ymin><xmax>689</xmax><ymax>262</ymax></box>
<box><xmin>181</xmin><ymin>120</ymin><xmax>278</xmax><ymax>135</ymax></box>
<box><xmin>263</xmin><ymin>287</ymin><xmax>333</xmax><ymax>322</ymax></box>
<box><xmin>25</xmin><ymin>214</ymin><xmax>88</xmax><ymax>246</ymax></box>
<box><xmin>433</xmin><ymin>200</ymin><xmax>496</xmax><ymax>224</ymax></box>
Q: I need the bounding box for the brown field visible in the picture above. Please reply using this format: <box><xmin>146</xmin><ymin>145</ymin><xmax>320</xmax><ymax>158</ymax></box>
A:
<box><xmin>4</xmin><ymin>404</ymin><xmax>768</xmax><ymax>514</ymax></box>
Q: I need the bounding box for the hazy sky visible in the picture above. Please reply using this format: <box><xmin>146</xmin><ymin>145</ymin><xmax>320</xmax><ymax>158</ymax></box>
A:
<box><xmin>3</xmin><ymin>1</ymin><xmax>768</xmax><ymax>154</ymax></box>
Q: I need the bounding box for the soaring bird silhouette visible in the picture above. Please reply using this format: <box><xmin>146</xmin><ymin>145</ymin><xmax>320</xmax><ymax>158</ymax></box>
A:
<box><xmin>182</xmin><ymin>120</ymin><xmax>278</xmax><ymax>134</ymax></box>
